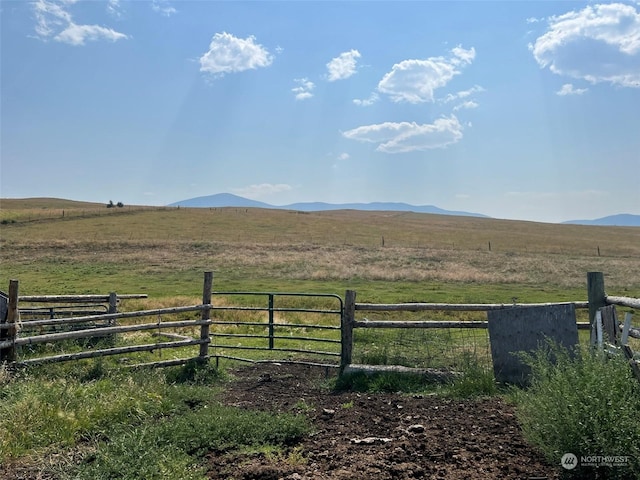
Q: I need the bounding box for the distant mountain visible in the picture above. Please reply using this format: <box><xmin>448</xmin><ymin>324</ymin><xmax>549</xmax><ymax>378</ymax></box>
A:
<box><xmin>169</xmin><ymin>193</ymin><xmax>272</xmax><ymax>209</ymax></box>
<box><xmin>562</xmin><ymin>214</ymin><xmax>640</xmax><ymax>227</ymax></box>
<box><xmin>283</xmin><ymin>201</ymin><xmax>488</xmax><ymax>217</ymax></box>
<box><xmin>169</xmin><ymin>193</ymin><xmax>489</xmax><ymax>218</ymax></box>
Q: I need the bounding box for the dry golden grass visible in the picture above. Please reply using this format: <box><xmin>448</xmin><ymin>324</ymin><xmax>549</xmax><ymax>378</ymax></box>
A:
<box><xmin>1</xmin><ymin>200</ymin><xmax>639</xmax><ymax>297</ymax></box>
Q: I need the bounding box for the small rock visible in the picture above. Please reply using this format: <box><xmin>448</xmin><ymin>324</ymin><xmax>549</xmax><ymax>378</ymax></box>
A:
<box><xmin>350</xmin><ymin>437</ymin><xmax>393</xmax><ymax>445</ymax></box>
<box><xmin>322</xmin><ymin>408</ymin><xmax>335</xmax><ymax>416</ymax></box>
<box><xmin>407</xmin><ymin>424</ymin><xmax>425</xmax><ymax>434</ymax></box>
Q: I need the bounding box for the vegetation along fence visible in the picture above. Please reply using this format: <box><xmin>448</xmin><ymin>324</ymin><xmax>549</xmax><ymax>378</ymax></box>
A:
<box><xmin>1</xmin><ymin>272</ymin><xmax>638</xmax><ymax>375</ymax></box>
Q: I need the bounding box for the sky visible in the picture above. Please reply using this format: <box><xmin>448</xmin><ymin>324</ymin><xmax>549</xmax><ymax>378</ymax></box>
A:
<box><xmin>1</xmin><ymin>0</ymin><xmax>639</xmax><ymax>224</ymax></box>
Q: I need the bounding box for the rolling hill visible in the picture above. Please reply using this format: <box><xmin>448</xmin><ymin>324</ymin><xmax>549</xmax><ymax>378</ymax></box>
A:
<box><xmin>168</xmin><ymin>193</ymin><xmax>489</xmax><ymax>218</ymax></box>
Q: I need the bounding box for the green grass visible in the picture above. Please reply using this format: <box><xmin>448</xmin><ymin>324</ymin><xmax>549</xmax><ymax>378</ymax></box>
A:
<box><xmin>510</xmin><ymin>342</ymin><xmax>640</xmax><ymax>479</ymax></box>
<box><xmin>333</xmin><ymin>354</ymin><xmax>498</xmax><ymax>398</ymax></box>
<box><xmin>0</xmin><ymin>360</ymin><xmax>310</xmax><ymax>479</ymax></box>
<box><xmin>2</xmin><ymin>198</ymin><xmax>639</xmax><ymax>478</ymax></box>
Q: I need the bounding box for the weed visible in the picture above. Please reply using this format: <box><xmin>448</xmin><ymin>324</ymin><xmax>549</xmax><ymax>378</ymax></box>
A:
<box><xmin>293</xmin><ymin>399</ymin><xmax>315</xmax><ymax>413</ymax></box>
<box><xmin>444</xmin><ymin>353</ymin><xmax>497</xmax><ymax>398</ymax></box>
<box><xmin>511</xmin><ymin>342</ymin><xmax>640</xmax><ymax>479</ymax></box>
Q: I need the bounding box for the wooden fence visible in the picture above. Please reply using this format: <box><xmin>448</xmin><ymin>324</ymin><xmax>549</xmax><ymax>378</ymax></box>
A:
<box><xmin>1</xmin><ymin>271</ymin><xmax>639</xmax><ymax>373</ymax></box>
<box><xmin>340</xmin><ymin>272</ymin><xmax>640</xmax><ymax>373</ymax></box>
<box><xmin>0</xmin><ymin>274</ymin><xmax>213</xmax><ymax>367</ymax></box>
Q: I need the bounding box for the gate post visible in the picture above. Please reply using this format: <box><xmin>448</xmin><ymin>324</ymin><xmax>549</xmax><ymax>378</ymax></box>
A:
<box><xmin>268</xmin><ymin>294</ymin><xmax>275</xmax><ymax>350</ymax></box>
<box><xmin>587</xmin><ymin>272</ymin><xmax>606</xmax><ymax>345</ymax></box>
<box><xmin>341</xmin><ymin>290</ymin><xmax>356</xmax><ymax>370</ymax></box>
<box><xmin>200</xmin><ymin>272</ymin><xmax>213</xmax><ymax>362</ymax></box>
<box><xmin>1</xmin><ymin>280</ymin><xmax>19</xmax><ymax>363</ymax></box>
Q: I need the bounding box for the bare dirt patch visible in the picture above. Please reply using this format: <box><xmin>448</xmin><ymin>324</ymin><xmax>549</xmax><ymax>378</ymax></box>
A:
<box><xmin>209</xmin><ymin>362</ymin><xmax>560</xmax><ymax>480</ymax></box>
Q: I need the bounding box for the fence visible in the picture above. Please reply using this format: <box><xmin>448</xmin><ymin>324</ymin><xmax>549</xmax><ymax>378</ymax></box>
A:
<box><xmin>340</xmin><ymin>272</ymin><xmax>639</xmax><ymax>376</ymax></box>
<box><xmin>340</xmin><ymin>291</ymin><xmax>592</xmax><ymax>370</ymax></box>
<box><xmin>0</xmin><ymin>276</ymin><xmax>209</xmax><ymax>367</ymax></box>
<box><xmin>1</xmin><ymin>271</ymin><xmax>639</xmax><ymax>373</ymax></box>
<box><xmin>0</xmin><ymin>273</ymin><xmax>344</xmax><ymax>368</ymax></box>
<box><xmin>208</xmin><ymin>291</ymin><xmax>343</xmax><ymax>368</ymax></box>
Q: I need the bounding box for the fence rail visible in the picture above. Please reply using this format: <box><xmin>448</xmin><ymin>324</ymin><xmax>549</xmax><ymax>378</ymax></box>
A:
<box><xmin>0</xmin><ymin>277</ymin><xmax>212</xmax><ymax>367</ymax></box>
<box><xmin>340</xmin><ymin>273</ymin><xmax>638</xmax><ymax>371</ymax></box>
<box><xmin>1</xmin><ymin>271</ymin><xmax>638</xmax><ymax>375</ymax></box>
<box><xmin>208</xmin><ymin>291</ymin><xmax>343</xmax><ymax>365</ymax></box>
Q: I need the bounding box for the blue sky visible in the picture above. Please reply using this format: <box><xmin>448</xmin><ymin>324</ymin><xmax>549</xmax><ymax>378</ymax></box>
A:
<box><xmin>1</xmin><ymin>0</ymin><xmax>639</xmax><ymax>223</ymax></box>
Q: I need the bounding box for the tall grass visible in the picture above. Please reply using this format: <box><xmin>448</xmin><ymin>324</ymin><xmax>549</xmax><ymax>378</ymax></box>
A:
<box><xmin>511</xmin><ymin>343</ymin><xmax>640</xmax><ymax>479</ymax></box>
<box><xmin>0</xmin><ymin>361</ymin><xmax>310</xmax><ymax>479</ymax></box>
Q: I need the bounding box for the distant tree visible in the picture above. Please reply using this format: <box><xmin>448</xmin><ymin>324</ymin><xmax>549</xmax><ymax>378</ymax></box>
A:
<box><xmin>117</xmin><ymin>202</ymin><xmax>124</xmax><ymax>208</ymax></box>
<box><xmin>107</xmin><ymin>200</ymin><xmax>114</xmax><ymax>208</ymax></box>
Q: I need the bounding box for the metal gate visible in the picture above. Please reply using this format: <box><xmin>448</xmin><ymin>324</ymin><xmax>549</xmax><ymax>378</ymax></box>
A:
<box><xmin>208</xmin><ymin>291</ymin><xmax>343</xmax><ymax>367</ymax></box>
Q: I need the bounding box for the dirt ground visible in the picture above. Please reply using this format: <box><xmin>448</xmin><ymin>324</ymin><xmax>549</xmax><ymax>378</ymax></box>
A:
<box><xmin>208</xmin><ymin>362</ymin><xmax>560</xmax><ymax>480</ymax></box>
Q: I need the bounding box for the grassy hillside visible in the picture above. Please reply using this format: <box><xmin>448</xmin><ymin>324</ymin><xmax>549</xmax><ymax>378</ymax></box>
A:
<box><xmin>1</xmin><ymin>198</ymin><xmax>639</xmax><ymax>302</ymax></box>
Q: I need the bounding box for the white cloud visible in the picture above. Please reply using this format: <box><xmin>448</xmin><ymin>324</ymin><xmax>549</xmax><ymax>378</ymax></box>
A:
<box><xmin>55</xmin><ymin>23</ymin><xmax>128</xmax><ymax>45</ymax></box>
<box><xmin>326</xmin><ymin>49</ymin><xmax>361</xmax><ymax>81</ymax></box>
<box><xmin>526</xmin><ymin>17</ymin><xmax>540</xmax><ymax>24</ymax></box>
<box><xmin>337</xmin><ymin>153</ymin><xmax>350</xmax><ymax>161</ymax></box>
<box><xmin>151</xmin><ymin>0</ymin><xmax>177</xmax><ymax>17</ymax></box>
<box><xmin>442</xmin><ymin>85</ymin><xmax>485</xmax><ymax>103</ymax></box>
<box><xmin>32</xmin><ymin>0</ymin><xmax>128</xmax><ymax>45</ymax></box>
<box><xmin>199</xmin><ymin>32</ymin><xmax>274</xmax><ymax>77</ymax></box>
<box><xmin>232</xmin><ymin>183</ymin><xmax>293</xmax><ymax>198</ymax></box>
<box><xmin>106</xmin><ymin>0</ymin><xmax>122</xmax><ymax>17</ymax></box>
<box><xmin>292</xmin><ymin>78</ymin><xmax>315</xmax><ymax>100</ymax></box>
<box><xmin>531</xmin><ymin>3</ymin><xmax>640</xmax><ymax>87</ymax></box>
<box><xmin>342</xmin><ymin>116</ymin><xmax>464</xmax><ymax>153</ymax></box>
<box><xmin>450</xmin><ymin>45</ymin><xmax>476</xmax><ymax>65</ymax></box>
<box><xmin>377</xmin><ymin>46</ymin><xmax>475</xmax><ymax>103</ymax></box>
<box><xmin>556</xmin><ymin>83</ymin><xmax>588</xmax><ymax>96</ymax></box>
<box><xmin>353</xmin><ymin>92</ymin><xmax>379</xmax><ymax>107</ymax></box>
<box><xmin>452</xmin><ymin>100</ymin><xmax>479</xmax><ymax>111</ymax></box>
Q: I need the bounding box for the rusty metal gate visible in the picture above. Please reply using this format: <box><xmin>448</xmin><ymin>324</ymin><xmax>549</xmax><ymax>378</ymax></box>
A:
<box><xmin>208</xmin><ymin>291</ymin><xmax>343</xmax><ymax>367</ymax></box>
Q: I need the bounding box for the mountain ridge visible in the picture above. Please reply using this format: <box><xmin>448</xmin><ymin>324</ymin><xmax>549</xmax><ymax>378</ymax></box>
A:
<box><xmin>168</xmin><ymin>193</ymin><xmax>640</xmax><ymax>225</ymax></box>
<box><xmin>168</xmin><ymin>193</ymin><xmax>489</xmax><ymax>218</ymax></box>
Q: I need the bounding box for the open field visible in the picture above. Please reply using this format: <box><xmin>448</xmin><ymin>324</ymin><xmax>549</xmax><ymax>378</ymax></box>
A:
<box><xmin>2</xmin><ymin>198</ymin><xmax>640</xmax><ymax>479</ymax></box>
<box><xmin>2</xmin><ymin>198</ymin><xmax>639</xmax><ymax>303</ymax></box>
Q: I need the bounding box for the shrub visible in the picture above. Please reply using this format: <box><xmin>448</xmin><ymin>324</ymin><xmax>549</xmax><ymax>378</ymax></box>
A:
<box><xmin>511</xmin><ymin>342</ymin><xmax>640</xmax><ymax>479</ymax></box>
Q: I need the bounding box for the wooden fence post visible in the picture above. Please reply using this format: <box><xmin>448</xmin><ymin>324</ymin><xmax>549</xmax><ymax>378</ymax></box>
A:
<box><xmin>341</xmin><ymin>290</ymin><xmax>356</xmax><ymax>370</ymax></box>
<box><xmin>587</xmin><ymin>272</ymin><xmax>606</xmax><ymax>345</ymax></box>
<box><xmin>200</xmin><ymin>272</ymin><xmax>213</xmax><ymax>362</ymax></box>
<box><xmin>107</xmin><ymin>292</ymin><xmax>118</xmax><ymax>344</ymax></box>
<box><xmin>1</xmin><ymin>280</ymin><xmax>20</xmax><ymax>362</ymax></box>
<box><xmin>108</xmin><ymin>293</ymin><xmax>118</xmax><ymax>315</ymax></box>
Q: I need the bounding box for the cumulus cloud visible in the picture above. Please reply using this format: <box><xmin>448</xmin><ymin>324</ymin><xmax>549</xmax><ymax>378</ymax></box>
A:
<box><xmin>56</xmin><ymin>23</ymin><xmax>128</xmax><ymax>45</ymax></box>
<box><xmin>452</xmin><ymin>100</ymin><xmax>479</xmax><ymax>111</ymax></box>
<box><xmin>232</xmin><ymin>183</ymin><xmax>293</xmax><ymax>198</ymax></box>
<box><xmin>32</xmin><ymin>0</ymin><xmax>128</xmax><ymax>45</ymax></box>
<box><xmin>337</xmin><ymin>152</ymin><xmax>350</xmax><ymax>161</ymax></box>
<box><xmin>530</xmin><ymin>3</ymin><xmax>640</xmax><ymax>87</ymax></box>
<box><xmin>199</xmin><ymin>32</ymin><xmax>274</xmax><ymax>77</ymax></box>
<box><xmin>377</xmin><ymin>46</ymin><xmax>475</xmax><ymax>103</ymax></box>
<box><xmin>353</xmin><ymin>92</ymin><xmax>379</xmax><ymax>107</ymax></box>
<box><xmin>556</xmin><ymin>83</ymin><xmax>588</xmax><ymax>96</ymax></box>
<box><xmin>442</xmin><ymin>85</ymin><xmax>485</xmax><ymax>103</ymax></box>
<box><xmin>326</xmin><ymin>49</ymin><xmax>361</xmax><ymax>81</ymax></box>
<box><xmin>342</xmin><ymin>116</ymin><xmax>464</xmax><ymax>153</ymax></box>
<box><xmin>151</xmin><ymin>0</ymin><xmax>177</xmax><ymax>17</ymax></box>
<box><xmin>292</xmin><ymin>78</ymin><xmax>315</xmax><ymax>100</ymax></box>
